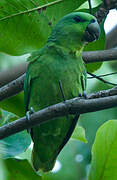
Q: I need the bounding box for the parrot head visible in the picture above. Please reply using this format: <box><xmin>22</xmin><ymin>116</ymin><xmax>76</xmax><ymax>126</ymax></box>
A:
<box><xmin>47</xmin><ymin>12</ymin><xmax>100</xmax><ymax>51</ymax></box>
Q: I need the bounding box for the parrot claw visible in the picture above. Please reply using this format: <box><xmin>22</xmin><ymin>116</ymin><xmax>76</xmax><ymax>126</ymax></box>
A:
<box><xmin>83</xmin><ymin>91</ymin><xmax>87</xmax><ymax>99</ymax></box>
<box><xmin>78</xmin><ymin>92</ymin><xmax>82</xmax><ymax>97</ymax></box>
<box><xmin>30</xmin><ymin>107</ymin><xmax>34</xmax><ymax>114</ymax></box>
<box><xmin>78</xmin><ymin>91</ymin><xmax>87</xmax><ymax>98</ymax></box>
<box><xmin>26</xmin><ymin>107</ymin><xmax>35</xmax><ymax>133</ymax></box>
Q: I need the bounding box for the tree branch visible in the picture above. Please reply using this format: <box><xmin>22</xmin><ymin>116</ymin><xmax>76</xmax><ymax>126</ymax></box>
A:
<box><xmin>94</xmin><ymin>3</ymin><xmax>109</xmax><ymax>24</ymax></box>
<box><xmin>0</xmin><ymin>63</ymin><xmax>27</xmax><ymax>87</ymax></box>
<box><xmin>83</xmin><ymin>49</ymin><xmax>117</xmax><ymax>63</ymax></box>
<box><xmin>94</xmin><ymin>0</ymin><xmax>117</xmax><ymax>24</ymax></box>
<box><xmin>1</xmin><ymin>93</ymin><xmax>117</xmax><ymax>139</ymax></box>
<box><xmin>0</xmin><ymin>49</ymin><xmax>117</xmax><ymax>102</ymax></box>
<box><xmin>106</xmin><ymin>25</ymin><xmax>117</xmax><ymax>49</ymax></box>
<box><xmin>0</xmin><ymin>74</ymin><xmax>25</xmax><ymax>101</ymax></box>
<box><xmin>87</xmin><ymin>86</ymin><xmax>117</xmax><ymax>98</ymax></box>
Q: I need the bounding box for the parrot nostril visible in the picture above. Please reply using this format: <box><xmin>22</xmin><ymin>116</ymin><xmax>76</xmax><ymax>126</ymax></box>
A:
<box><xmin>90</xmin><ymin>19</ymin><xmax>96</xmax><ymax>23</ymax></box>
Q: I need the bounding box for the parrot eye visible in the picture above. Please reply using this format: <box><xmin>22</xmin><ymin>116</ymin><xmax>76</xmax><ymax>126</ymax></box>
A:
<box><xmin>73</xmin><ymin>16</ymin><xmax>81</xmax><ymax>23</ymax></box>
<box><xmin>73</xmin><ymin>16</ymin><xmax>86</xmax><ymax>23</ymax></box>
<box><xmin>90</xmin><ymin>19</ymin><xmax>96</xmax><ymax>23</ymax></box>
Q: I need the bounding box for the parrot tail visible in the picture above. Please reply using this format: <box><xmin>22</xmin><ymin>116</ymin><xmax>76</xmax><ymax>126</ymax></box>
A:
<box><xmin>32</xmin><ymin>145</ymin><xmax>56</xmax><ymax>172</ymax></box>
<box><xmin>32</xmin><ymin>113</ymin><xmax>80</xmax><ymax>172</ymax></box>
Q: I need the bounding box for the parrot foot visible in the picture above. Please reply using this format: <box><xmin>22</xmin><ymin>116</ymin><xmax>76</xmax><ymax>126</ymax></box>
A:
<box><xmin>78</xmin><ymin>92</ymin><xmax>82</xmax><ymax>97</ymax></box>
<box><xmin>26</xmin><ymin>107</ymin><xmax>35</xmax><ymax>133</ymax></box>
<box><xmin>78</xmin><ymin>91</ymin><xmax>87</xmax><ymax>99</ymax></box>
<box><xmin>83</xmin><ymin>91</ymin><xmax>87</xmax><ymax>99</ymax></box>
<box><xmin>30</xmin><ymin>107</ymin><xmax>35</xmax><ymax>114</ymax></box>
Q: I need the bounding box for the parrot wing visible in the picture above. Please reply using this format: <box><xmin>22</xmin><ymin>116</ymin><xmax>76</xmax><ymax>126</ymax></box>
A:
<box><xmin>24</xmin><ymin>50</ymin><xmax>45</xmax><ymax>112</ymax></box>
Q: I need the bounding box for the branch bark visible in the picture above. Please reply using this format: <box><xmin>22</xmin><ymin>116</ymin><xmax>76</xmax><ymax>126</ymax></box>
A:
<box><xmin>0</xmin><ymin>74</ymin><xmax>25</xmax><ymax>101</ymax></box>
<box><xmin>94</xmin><ymin>0</ymin><xmax>117</xmax><ymax>24</ymax></box>
<box><xmin>106</xmin><ymin>25</ymin><xmax>117</xmax><ymax>49</ymax></box>
<box><xmin>1</xmin><ymin>93</ymin><xmax>117</xmax><ymax>139</ymax></box>
<box><xmin>83</xmin><ymin>49</ymin><xmax>117</xmax><ymax>63</ymax></box>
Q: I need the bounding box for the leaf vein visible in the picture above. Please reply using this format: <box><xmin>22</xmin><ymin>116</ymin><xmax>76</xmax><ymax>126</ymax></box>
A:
<box><xmin>0</xmin><ymin>0</ymin><xmax>63</xmax><ymax>21</ymax></box>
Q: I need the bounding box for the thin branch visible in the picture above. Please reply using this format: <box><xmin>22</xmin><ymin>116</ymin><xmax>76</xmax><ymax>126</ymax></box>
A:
<box><xmin>106</xmin><ymin>25</ymin><xmax>117</xmax><ymax>49</ymax></box>
<box><xmin>0</xmin><ymin>74</ymin><xmax>25</xmax><ymax>101</ymax></box>
<box><xmin>88</xmin><ymin>72</ymin><xmax>117</xmax><ymax>78</ymax></box>
<box><xmin>87</xmin><ymin>72</ymin><xmax>117</xmax><ymax>86</ymax></box>
<box><xmin>1</xmin><ymin>93</ymin><xmax>117</xmax><ymax>139</ymax></box>
<box><xmin>94</xmin><ymin>3</ymin><xmax>109</xmax><ymax>24</ymax></box>
<box><xmin>87</xmin><ymin>86</ymin><xmax>117</xmax><ymax>99</ymax></box>
<box><xmin>94</xmin><ymin>0</ymin><xmax>117</xmax><ymax>24</ymax></box>
<box><xmin>83</xmin><ymin>49</ymin><xmax>117</xmax><ymax>63</ymax></box>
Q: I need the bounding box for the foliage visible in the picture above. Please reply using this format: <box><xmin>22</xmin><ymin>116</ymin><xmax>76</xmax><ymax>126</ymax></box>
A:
<box><xmin>71</xmin><ymin>125</ymin><xmax>88</xmax><ymax>143</ymax></box>
<box><xmin>0</xmin><ymin>109</ymin><xmax>31</xmax><ymax>158</ymax></box>
<box><xmin>89</xmin><ymin>120</ymin><xmax>117</xmax><ymax>180</ymax></box>
<box><xmin>5</xmin><ymin>158</ymin><xmax>42</xmax><ymax>180</ymax></box>
<box><xmin>0</xmin><ymin>0</ymin><xmax>86</xmax><ymax>55</ymax></box>
<box><xmin>0</xmin><ymin>0</ymin><xmax>117</xmax><ymax>179</ymax></box>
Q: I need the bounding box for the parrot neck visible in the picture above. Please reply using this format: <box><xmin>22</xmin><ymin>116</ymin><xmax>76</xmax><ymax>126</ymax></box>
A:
<box><xmin>47</xmin><ymin>31</ymin><xmax>85</xmax><ymax>53</ymax></box>
<box><xmin>46</xmin><ymin>41</ymin><xmax>84</xmax><ymax>62</ymax></box>
<box><xmin>47</xmin><ymin>40</ymin><xmax>85</xmax><ymax>56</ymax></box>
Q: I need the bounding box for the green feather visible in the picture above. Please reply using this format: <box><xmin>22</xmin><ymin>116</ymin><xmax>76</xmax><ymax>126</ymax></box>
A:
<box><xmin>24</xmin><ymin>12</ymin><xmax>100</xmax><ymax>172</ymax></box>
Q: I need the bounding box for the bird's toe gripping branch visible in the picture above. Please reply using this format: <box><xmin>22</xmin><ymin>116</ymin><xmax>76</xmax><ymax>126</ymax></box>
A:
<box><xmin>83</xmin><ymin>91</ymin><xmax>87</xmax><ymax>99</ymax></box>
<box><xmin>26</xmin><ymin>107</ymin><xmax>35</xmax><ymax>133</ymax></box>
<box><xmin>78</xmin><ymin>92</ymin><xmax>82</xmax><ymax>97</ymax></box>
<box><xmin>78</xmin><ymin>91</ymin><xmax>87</xmax><ymax>99</ymax></box>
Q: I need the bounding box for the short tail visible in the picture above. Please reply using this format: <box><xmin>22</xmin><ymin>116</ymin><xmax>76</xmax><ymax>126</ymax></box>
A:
<box><xmin>32</xmin><ymin>145</ymin><xmax>56</xmax><ymax>172</ymax></box>
<box><xmin>32</xmin><ymin>114</ymin><xmax>80</xmax><ymax>172</ymax></box>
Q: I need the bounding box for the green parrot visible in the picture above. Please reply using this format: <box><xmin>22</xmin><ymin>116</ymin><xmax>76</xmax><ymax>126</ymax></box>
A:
<box><xmin>24</xmin><ymin>12</ymin><xmax>100</xmax><ymax>172</ymax></box>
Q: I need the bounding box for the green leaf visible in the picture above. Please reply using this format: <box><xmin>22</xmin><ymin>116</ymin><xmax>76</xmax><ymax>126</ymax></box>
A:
<box><xmin>77</xmin><ymin>0</ymin><xmax>102</xmax><ymax>10</ymax></box>
<box><xmin>5</xmin><ymin>158</ymin><xmax>42</xmax><ymax>180</ymax></box>
<box><xmin>0</xmin><ymin>53</ymin><xmax>28</xmax><ymax>71</ymax></box>
<box><xmin>71</xmin><ymin>125</ymin><xmax>88</xmax><ymax>143</ymax></box>
<box><xmin>18</xmin><ymin>146</ymin><xmax>32</xmax><ymax>162</ymax></box>
<box><xmin>0</xmin><ymin>158</ymin><xmax>7</xmax><ymax>180</ymax></box>
<box><xmin>44</xmin><ymin>140</ymin><xmax>87</xmax><ymax>180</ymax></box>
<box><xmin>0</xmin><ymin>0</ymin><xmax>86</xmax><ymax>56</ymax></box>
<box><xmin>0</xmin><ymin>108</ymin><xmax>19</xmax><ymax>125</ymax></box>
<box><xmin>0</xmin><ymin>109</ymin><xmax>31</xmax><ymax>158</ymax></box>
<box><xmin>0</xmin><ymin>92</ymin><xmax>25</xmax><ymax>116</ymax></box>
<box><xmin>88</xmin><ymin>120</ymin><xmax>117</xmax><ymax>180</ymax></box>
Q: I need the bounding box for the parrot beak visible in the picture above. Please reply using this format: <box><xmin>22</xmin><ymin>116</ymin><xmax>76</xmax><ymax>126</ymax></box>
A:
<box><xmin>83</xmin><ymin>20</ymin><xmax>100</xmax><ymax>42</ymax></box>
